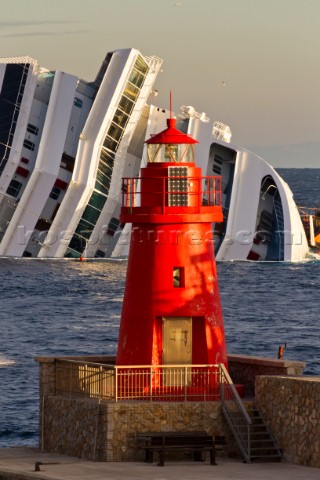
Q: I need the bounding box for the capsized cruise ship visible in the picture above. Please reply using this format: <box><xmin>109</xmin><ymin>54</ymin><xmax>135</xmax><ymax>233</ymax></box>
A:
<box><xmin>0</xmin><ymin>49</ymin><xmax>162</xmax><ymax>258</ymax></box>
<box><xmin>0</xmin><ymin>50</ymin><xmax>309</xmax><ymax>261</ymax></box>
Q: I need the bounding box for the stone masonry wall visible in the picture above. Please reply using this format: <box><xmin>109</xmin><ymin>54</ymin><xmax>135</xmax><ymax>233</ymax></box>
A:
<box><xmin>41</xmin><ymin>397</ymin><xmax>240</xmax><ymax>462</ymax></box>
<box><xmin>228</xmin><ymin>354</ymin><xmax>306</xmax><ymax>397</ymax></box>
<box><xmin>106</xmin><ymin>401</ymin><xmax>237</xmax><ymax>461</ymax></box>
<box><xmin>42</xmin><ymin>397</ymin><xmax>104</xmax><ymax>460</ymax></box>
<box><xmin>255</xmin><ymin>375</ymin><xmax>320</xmax><ymax>468</ymax></box>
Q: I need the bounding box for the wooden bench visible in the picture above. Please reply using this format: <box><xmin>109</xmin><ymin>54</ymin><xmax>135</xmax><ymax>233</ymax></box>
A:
<box><xmin>137</xmin><ymin>431</ymin><xmax>226</xmax><ymax>467</ymax></box>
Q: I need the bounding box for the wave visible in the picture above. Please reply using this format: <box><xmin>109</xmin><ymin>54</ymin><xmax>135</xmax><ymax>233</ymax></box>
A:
<box><xmin>0</xmin><ymin>356</ymin><xmax>16</xmax><ymax>367</ymax></box>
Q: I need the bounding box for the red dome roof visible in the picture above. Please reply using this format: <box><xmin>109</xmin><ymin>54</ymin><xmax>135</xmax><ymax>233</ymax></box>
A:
<box><xmin>145</xmin><ymin>118</ymin><xmax>198</xmax><ymax>145</ymax></box>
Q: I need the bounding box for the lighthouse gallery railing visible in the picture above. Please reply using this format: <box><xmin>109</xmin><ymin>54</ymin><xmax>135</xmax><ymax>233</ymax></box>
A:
<box><xmin>121</xmin><ymin>176</ymin><xmax>222</xmax><ymax>211</ymax></box>
<box><xmin>54</xmin><ymin>360</ymin><xmax>232</xmax><ymax>402</ymax></box>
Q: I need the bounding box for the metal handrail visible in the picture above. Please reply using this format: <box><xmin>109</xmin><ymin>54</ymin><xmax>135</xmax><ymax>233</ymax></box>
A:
<box><xmin>55</xmin><ymin>360</ymin><xmax>221</xmax><ymax>403</ymax></box>
<box><xmin>219</xmin><ymin>363</ymin><xmax>252</xmax><ymax>462</ymax></box>
<box><xmin>219</xmin><ymin>364</ymin><xmax>251</xmax><ymax>423</ymax></box>
<box><xmin>121</xmin><ymin>176</ymin><xmax>222</xmax><ymax>211</ymax></box>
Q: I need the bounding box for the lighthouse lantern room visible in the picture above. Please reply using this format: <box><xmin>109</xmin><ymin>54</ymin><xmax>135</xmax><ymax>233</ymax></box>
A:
<box><xmin>116</xmin><ymin>113</ymin><xmax>228</xmax><ymax>374</ymax></box>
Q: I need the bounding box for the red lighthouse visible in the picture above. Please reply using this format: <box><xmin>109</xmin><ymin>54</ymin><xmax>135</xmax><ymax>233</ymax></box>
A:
<box><xmin>116</xmin><ymin>116</ymin><xmax>228</xmax><ymax>372</ymax></box>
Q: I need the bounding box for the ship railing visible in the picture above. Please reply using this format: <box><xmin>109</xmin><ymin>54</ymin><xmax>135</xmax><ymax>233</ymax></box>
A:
<box><xmin>219</xmin><ymin>363</ymin><xmax>252</xmax><ymax>463</ymax></box>
<box><xmin>121</xmin><ymin>176</ymin><xmax>222</xmax><ymax>212</ymax></box>
<box><xmin>55</xmin><ymin>360</ymin><xmax>225</xmax><ymax>402</ymax></box>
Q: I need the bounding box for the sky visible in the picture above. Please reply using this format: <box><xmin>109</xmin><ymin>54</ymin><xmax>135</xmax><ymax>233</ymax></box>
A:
<box><xmin>1</xmin><ymin>0</ymin><xmax>320</xmax><ymax>167</ymax></box>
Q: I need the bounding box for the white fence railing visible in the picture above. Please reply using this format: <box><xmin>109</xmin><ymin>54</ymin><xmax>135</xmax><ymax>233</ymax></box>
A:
<box><xmin>55</xmin><ymin>360</ymin><xmax>223</xmax><ymax>402</ymax></box>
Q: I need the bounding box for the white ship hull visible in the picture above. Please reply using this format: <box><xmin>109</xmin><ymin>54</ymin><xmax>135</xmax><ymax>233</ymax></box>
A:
<box><xmin>0</xmin><ymin>53</ymin><xmax>308</xmax><ymax>262</ymax></box>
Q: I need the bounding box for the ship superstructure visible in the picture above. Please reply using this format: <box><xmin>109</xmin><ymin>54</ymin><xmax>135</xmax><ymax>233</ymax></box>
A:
<box><xmin>0</xmin><ymin>58</ymin><xmax>80</xmax><ymax>257</ymax></box>
<box><xmin>39</xmin><ymin>49</ymin><xmax>162</xmax><ymax>259</ymax></box>
<box><xmin>0</xmin><ymin>51</ymin><xmax>309</xmax><ymax>262</ymax></box>
<box><xmin>0</xmin><ymin>50</ymin><xmax>163</xmax><ymax>258</ymax></box>
<box><xmin>191</xmin><ymin>119</ymin><xmax>309</xmax><ymax>262</ymax></box>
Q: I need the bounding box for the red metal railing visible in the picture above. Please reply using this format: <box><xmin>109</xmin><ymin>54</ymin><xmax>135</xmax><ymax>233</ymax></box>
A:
<box><xmin>121</xmin><ymin>176</ymin><xmax>222</xmax><ymax>212</ymax></box>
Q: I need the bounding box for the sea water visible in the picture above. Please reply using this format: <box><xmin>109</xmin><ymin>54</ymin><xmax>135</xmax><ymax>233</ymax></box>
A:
<box><xmin>0</xmin><ymin>168</ymin><xmax>319</xmax><ymax>447</ymax></box>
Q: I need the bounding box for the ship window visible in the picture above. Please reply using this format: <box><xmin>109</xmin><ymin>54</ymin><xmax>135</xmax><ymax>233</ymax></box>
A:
<box><xmin>60</xmin><ymin>153</ymin><xmax>75</xmax><ymax>173</ymax></box>
<box><xmin>123</xmin><ymin>81</ymin><xmax>140</xmax><ymax>102</ymax></box>
<box><xmin>95</xmin><ymin>172</ymin><xmax>111</xmax><ymax>192</ymax></box>
<box><xmin>108</xmin><ymin>122</ymin><xmax>124</xmax><ymax>143</ymax></box>
<box><xmin>68</xmin><ymin>233</ymin><xmax>87</xmax><ymax>254</ymax></box>
<box><xmin>74</xmin><ymin>97</ymin><xmax>83</xmax><ymax>108</ymax></box>
<box><xmin>26</xmin><ymin>124</ymin><xmax>39</xmax><ymax>135</ymax></box>
<box><xmin>173</xmin><ymin>267</ymin><xmax>184</xmax><ymax>288</ymax></box>
<box><xmin>7</xmin><ymin>179</ymin><xmax>22</xmax><ymax>197</ymax></box>
<box><xmin>23</xmin><ymin>140</ymin><xmax>35</xmax><ymax>151</ymax></box>
<box><xmin>80</xmin><ymin>204</ymin><xmax>101</xmax><ymax>227</ymax></box>
<box><xmin>134</xmin><ymin>55</ymin><xmax>149</xmax><ymax>75</ymax></box>
<box><xmin>49</xmin><ymin>186</ymin><xmax>61</xmax><ymax>200</ymax></box>
<box><xmin>100</xmin><ymin>147</ymin><xmax>115</xmax><ymax>165</ymax></box>
<box><xmin>89</xmin><ymin>190</ymin><xmax>107</xmax><ymax>211</ymax></box>
<box><xmin>113</xmin><ymin>108</ymin><xmax>129</xmax><ymax>129</ymax></box>
<box><xmin>103</xmin><ymin>135</ymin><xmax>119</xmax><ymax>152</ymax></box>
<box><xmin>95</xmin><ymin>174</ymin><xmax>110</xmax><ymax>195</ymax></box>
<box><xmin>35</xmin><ymin>218</ymin><xmax>51</xmax><ymax>231</ymax></box>
<box><xmin>129</xmin><ymin>68</ymin><xmax>145</xmax><ymax>88</ymax></box>
<box><xmin>107</xmin><ymin>217</ymin><xmax>120</xmax><ymax>235</ymax></box>
<box><xmin>76</xmin><ymin>218</ymin><xmax>95</xmax><ymax>239</ymax></box>
<box><xmin>95</xmin><ymin>168</ymin><xmax>112</xmax><ymax>191</ymax></box>
<box><xmin>119</xmin><ymin>95</ymin><xmax>134</xmax><ymax>115</ymax></box>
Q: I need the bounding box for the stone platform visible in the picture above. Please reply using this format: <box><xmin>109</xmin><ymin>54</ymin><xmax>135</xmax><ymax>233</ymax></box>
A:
<box><xmin>0</xmin><ymin>447</ymin><xmax>320</xmax><ymax>480</ymax></box>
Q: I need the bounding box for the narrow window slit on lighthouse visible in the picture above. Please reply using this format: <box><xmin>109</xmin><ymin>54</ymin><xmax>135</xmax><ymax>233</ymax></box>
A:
<box><xmin>173</xmin><ymin>266</ymin><xmax>184</xmax><ymax>287</ymax></box>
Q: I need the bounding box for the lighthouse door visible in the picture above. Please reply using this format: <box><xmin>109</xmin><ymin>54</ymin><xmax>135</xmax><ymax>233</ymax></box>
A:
<box><xmin>162</xmin><ymin>317</ymin><xmax>192</xmax><ymax>385</ymax></box>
